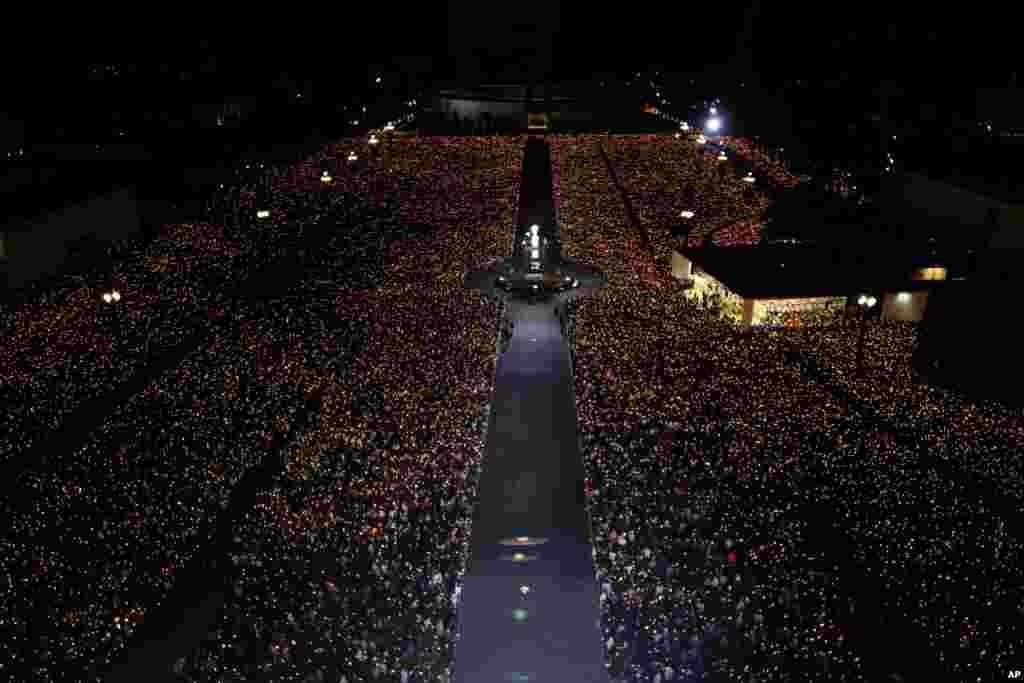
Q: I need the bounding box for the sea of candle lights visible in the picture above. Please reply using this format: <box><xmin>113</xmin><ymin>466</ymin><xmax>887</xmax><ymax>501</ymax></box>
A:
<box><xmin>169</xmin><ymin>135</ymin><xmax>525</xmax><ymax>682</ymax></box>
<box><xmin>552</xmin><ymin>134</ymin><xmax>1024</xmax><ymax>681</ymax></box>
<box><xmin>1</xmin><ymin>132</ymin><xmax>523</xmax><ymax>681</ymax></box>
<box><xmin>5</xmin><ymin>122</ymin><xmax>1024</xmax><ymax>682</ymax></box>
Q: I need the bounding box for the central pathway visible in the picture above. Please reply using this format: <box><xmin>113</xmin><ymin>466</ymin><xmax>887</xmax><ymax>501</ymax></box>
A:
<box><xmin>454</xmin><ymin>138</ymin><xmax>609</xmax><ymax>682</ymax></box>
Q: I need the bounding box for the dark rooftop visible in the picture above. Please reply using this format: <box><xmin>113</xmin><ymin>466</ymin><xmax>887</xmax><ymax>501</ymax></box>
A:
<box><xmin>682</xmin><ymin>244</ymin><xmax>976</xmax><ymax>300</ymax></box>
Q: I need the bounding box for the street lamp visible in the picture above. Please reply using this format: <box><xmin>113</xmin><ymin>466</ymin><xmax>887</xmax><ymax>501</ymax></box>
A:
<box><xmin>856</xmin><ymin>294</ymin><xmax>877</xmax><ymax>372</ymax></box>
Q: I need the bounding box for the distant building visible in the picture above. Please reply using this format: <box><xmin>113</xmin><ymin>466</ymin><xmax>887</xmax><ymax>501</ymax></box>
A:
<box><xmin>430</xmin><ymin>83</ymin><xmax>598</xmax><ymax>132</ymax></box>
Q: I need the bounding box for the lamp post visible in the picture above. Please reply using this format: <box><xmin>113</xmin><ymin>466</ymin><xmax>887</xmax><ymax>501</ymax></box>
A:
<box><xmin>855</xmin><ymin>294</ymin><xmax>877</xmax><ymax>373</ymax></box>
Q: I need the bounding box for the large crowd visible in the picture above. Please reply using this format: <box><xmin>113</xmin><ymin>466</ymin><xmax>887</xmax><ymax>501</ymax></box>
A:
<box><xmin>553</xmin><ymin>133</ymin><xmax>1024</xmax><ymax>681</ymax></box>
<box><xmin>6</xmin><ymin>120</ymin><xmax>1024</xmax><ymax>682</ymax></box>
<box><xmin>2</xmin><ymin>132</ymin><xmax>525</xmax><ymax>681</ymax></box>
<box><xmin>163</xmin><ymin>135</ymin><xmax>525</xmax><ymax>682</ymax></box>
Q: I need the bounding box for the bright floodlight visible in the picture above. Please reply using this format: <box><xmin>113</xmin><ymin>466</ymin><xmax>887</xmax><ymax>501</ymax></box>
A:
<box><xmin>111</xmin><ymin>291</ymin><xmax>120</xmax><ymax>302</ymax></box>
<box><xmin>858</xmin><ymin>295</ymin><xmax>867</xmax><ymax>305</ymax></box>
<box><xmin>706</xmin><ymin>117</ymin><xmax>721</xmax><ymax>132</ymax></box>
<box><xmin>680</xmin><ymin>210</ymin><xmax>695</xmax><ymax>219</ymax></box>
<box><xmin>103</xmin><ymin>293</ymin><xmax>112</xmax><ymax>303</ymax></box>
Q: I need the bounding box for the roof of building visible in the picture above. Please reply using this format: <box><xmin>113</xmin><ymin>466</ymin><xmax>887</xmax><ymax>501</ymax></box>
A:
<box><xmin>681</xmin><ymin>244</ymin><xmax>973</xmax><ymax>299</ymax></box>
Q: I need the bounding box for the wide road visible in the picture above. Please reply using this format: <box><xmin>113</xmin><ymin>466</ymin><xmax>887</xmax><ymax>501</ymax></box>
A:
<box><xmin>453</xmin><ymin>137</ymin><xmax>609</xmax><ymax>682</ymax></box>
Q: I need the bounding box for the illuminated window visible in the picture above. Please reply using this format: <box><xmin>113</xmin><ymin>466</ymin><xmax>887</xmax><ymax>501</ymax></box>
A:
<box><xmin>912</xmin><ymin>267</ymin><xmax>946</xmax><ymax>281</ymax></box>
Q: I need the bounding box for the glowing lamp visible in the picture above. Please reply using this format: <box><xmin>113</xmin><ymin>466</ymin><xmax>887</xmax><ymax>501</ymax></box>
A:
<box><xmin>111</xmin><ymin>290</ymin><xmax>121</xmax><ymax>301</ymax></box>
<box><xmin>103</xmin><ymin>293</ymin><xmax>112</xmax><ymax>303</ymax></box>
<box><xmin>706</xmin><ymin>117</ymin><xmax>721</xmax><ymax>132</ymax></box>
<box><xmin>680</xmin><ymin>210</ymin><xmax>695</xmax><ymax>219</ymax></box>
<box><xmin>897</xmin><ymin>292</ymin><xmax>910</xmax><ymax>303</ymax></box>
<box><xmin>257</xmin><ymin>210</ymin><xmax>270</xmax><ymax>219</ymax></box>
<box><xmin>320</xmin><ymin>174</ymin><xmax>333</xmax><ymax>183</ymax></box>
<box><xmin>531</xmin><ymin>250</ymin><xmax>540</xmax><ymax>260</ymax></box>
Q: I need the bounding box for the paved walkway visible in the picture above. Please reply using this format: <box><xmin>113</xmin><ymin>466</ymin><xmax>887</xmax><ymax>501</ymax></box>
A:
<box><xmin>454</xmin><ymin>138</ymin><xmax>609</xmax><ymax>682</ymax></box>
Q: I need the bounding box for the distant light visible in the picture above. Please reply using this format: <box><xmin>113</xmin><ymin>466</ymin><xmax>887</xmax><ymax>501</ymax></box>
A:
<box><xmin>530</xmin><ymin>235</ymin><xmax>540</xmax><ymax>248</ymax></box>
<box><xmin>511</xmin><ymin>552</ymin><xmax>528</xmax><ymax>561</ymax></box>
<box><xmin>867</xmin><ymin>296</ymin><xmax>877</xmax><ymax>307</ymax></box>
<box><xmin>858</xmin><ymin>295</ymin><xmax>867</xmax><ymax>305</ymax></box>
<box><xmin>103</xmin><ymin>293</ymin><xmax>112</xmax><ymax>303</ymax></box>
<box><xmin>675</xmin><ymin>133</ymin><xmax>681</xmax><ymax>139</ymax></box>
<box><xmin>320</xmin><ymin>174</ymin><xmax>333</xmax><ymax>183</ymax></box>
<box><xmin>512</xmin><ymin>608</ymin><xmax>529</xmax><ymax>622</ymax></box>
<box><xmin>680</xmin><ymin>122</ymin><xmax>690</xmax><ymax>130</ymax></box>
<box><xmin>530</xmin><ymin>224</ymin><xmax>540</xmax><ymax>234</ymax></box>
<box><xmin>743</xmin><ymin>173</ymin><xmax>755</xmax><ymax>183</ymax></box>
<box><xmin>572</xmin><ymin>279</ymin><xmax>579</xmax><ymax>288</ymax></box>
<box><xmin>717</xmin><ymin>152</ymin><xmax>728</xmax><ymax>161</ymax></box>
<box><xmin>680</xmin><ymin>210</ymin><xmax>695</xmax><ymax>219</ymax></box>
<box><xmin>520</xmin><ymin>585</ymin><xmax>531</xmax><ymax>595</ymax></box>
<box><xmin>257</xmin><ymin>210</ymin><xmax>270</xmax><ymax>219</ymax></box>
<box><xmin>897</xmin><ymin>292</ymin><xmax>910</xmax><ymax>302</ymax></box>
<box><xmin>369</xmin><ymin>135</ymin><xmax>379</xmax><ymax>145</ymax></box>
<box><xmin>709</xmin><ymin>107</ymin><xmax>717</xmax><ymax>115</ymax></box>
<box><xmin>706</xmin><ymin>117</ymin><xmax>721</xmax><ymax>132</ymax></box>
<box><xmin>111</xmin><ymin>290</ymin><xmax>120</xmax><ymax>302</ymax></box>
<box><xmin>348</xmin><ymin>153</ymin><xmax>358</xmax><ymax>162</ymax></box>
<box><xmin>375</xmin><ymin>76</ymin><xmax>381</xmax><ymax>83</ymax></box>
<box><xmin>531</xmin><ymin>249</ymin><xmax>540</xmax><ymax>259</ymax></box>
